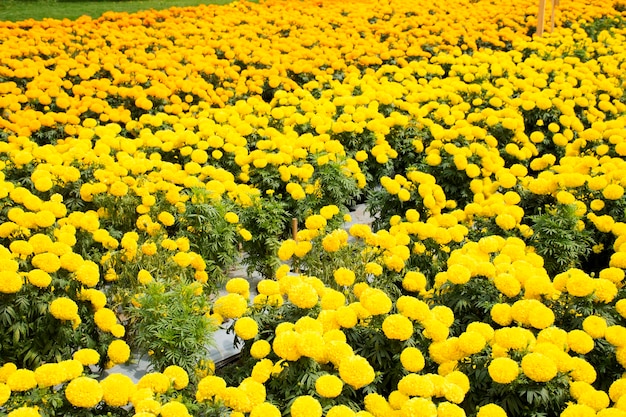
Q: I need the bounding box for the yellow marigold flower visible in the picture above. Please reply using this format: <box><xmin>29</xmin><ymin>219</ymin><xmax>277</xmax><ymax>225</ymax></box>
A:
<box><xmin>213</xmin><ymin>293</ymin><xmax>248</xmax><ymax>319</ymax></box>
<box><xmin>257</xmin><ymin>279</ymin><xmax>280</xmax><ymax>296</ymax></box>
<box><xmin>141</xmin><ymin>242</ymin><xmax>157</xmax><ymax>256</ymax></box>
<box><xmin>239</xmin><ymin>228</ymin><xmax>252</xmax><ymax>241</ymax></box>
<box><xmin>34</xmin><ymin>363</ymin><xmax>66</xmax><ymax>389</ymax></box>
<box><xmin>196</xmin><ymin>375</ymin><xmax>227</xmax><ymax>402</ymax></box>
<box><xmin>363</xmin><ymin>262</ymin><xmax>382</xmax><ymax>277</ymax></box>
<box><xmin>65</xmin><ymin>376</ymin><xmax>103</xmax><ymax>408</ymax></box>
<box><xmin>382</xmin><ymin>314</ymin><xmax>414</xmax><ymax>341</ymax></box>
<box><xmin>251</xmin><ymin>402</ymin><xmax>281</xmax><ymax>417</ymax></box>
<box><xmin>305</xmin><ymin>214</ymin><xmax>327</xmax><ymax>230</ymax></box>
<box><xmin>476</xmin><ymin>403</ymin><xmax>507</xmax><ymax>417</ymax></box>
<box><xmin>161</xmin><ymin>401</ymin><xmax>191</xmax><ymax>417</ymax></box>
<box><xmin>226</xmin><ymin>277</ymin><xmax>250</xmax><ymax>296</ymax></box>
<box><xmin>277</xmin><ymin>239</ymin><xmax>297</xmax><ymax>261</ymax></box>
<box><xmin>74</xmin><ymin>260</ymin><xmax>100</xmax><ymax>287</ymax></box>
<box><xmin>402</xmin><ymin>270</ymin><xmax>427</xmax><ymax>292</ymax></box>
<box><xmin>137</xmin><ymin>269</ymin><xmax>153</xmax><ymax>285</ymax></box>
<box><xmin>327</xmin><ymin>405</ymin><xmax>356</xmax><ymax>417</ymax></box>
<box><xmin>157</xmin><ymin>211</ymin><xmax>175</xmax><ymax>226</ymax></box>
<box><xmin>603</xmin><ymin>184</ymin><xmax>624</xmax><ymax>200</ymax></box>
<box><xmin>606</xmin><ymin>326</ymin><xmax>626</xmax><ymax>347</ymax></box>
<box><xmin>224</xmin><ymin>211</ymin><xmax>239</xmax><ymax>224</ymax></box>
<box><xmin>234</xmin><ymin>317</ymin><xmax>259</xmax><ymax>340</ymax></box>
<box><xmin>566</xmin><ymin>271</ymin><xmax>595</xmax><ymax>297</ymax></box>
<box><xmin>250</xmin><ymin>340</ymin><xmax>271</xmax><ymax>359</ymax></box>
<box><xmin>49</xmin><ymin>297</ymin><xmax>79</xmax><ymax>321</ymax></box>
<box><xmin>488</xmin><ymin>357</ymin><xmax>519</xmax><ymax>384</ymax></box>
<box><xmin>107</xmin><ymin>339</ymin><xmax>131</xmax><ymax>364</ymax></box>
<box><xmin>402</xmin><ymin>397</ymin><xmax>437</xmax><ymax>417</ymax></box>
<box><xmin>583</xmin><ymin>315</ymin><xmax>607</xmax><ymax>339</ymax></box>
<box><xmin>338</xmin><ymin>355</ymin><xmax>375</xmax><ymax>389</ymax></box>
<box><xmin>138</xmin><ymin>372</ymin><xmax>170</xmax><ymax>394</ymax></box>
<box><xmin>315</xmin><ymin>374</ymin><xmax>343</xmax><ymax>398</ymax></box>
<box><xmin>109</xmin><ymin>181</ymin><xmax>129</xmax><ymax>197</ymax></box>
<box><xmin>365</xmin><ymin>393</ymin><xmax>395</xmax><ymax>416</ymax></box>
<box><xmin>616</xmin><ymin>299</ymin><xmax>626</xmax><ymax>319</ymax></box>
<box><xmin>288</xmin><ymin>282</ymin><xmax>318</xmax><ymax>309</ymax></box>
<box><xmin>0</xmin><ymin>363</ymin><xmax>17</xmax><ymax>383</ymax></box>
<box><xmin>73</xmin><ymin>349</ymin><xmax>100</xmax><ymax>366</ymax></box>
<box><xmin>400</xmin><ymin>347</ymin><xmax>425</xmax><ymax>372</ymax></box>
<box><xmin>94</xmin><ymin>307</ymin><xmax>118</xmax><ymax>332</ymax></box>
<box><xmin>291</xmin><ymin>396</ymin><xmax>322</xmax><ymax>417</ymax></box>
<box><xmin>359</xmin><ymin>288</ymin><xmax>392</xmax><ymax>315</ymax></box>
<box><xmin>0</xmin><ymin>382</ymin><xmax>9</xmax><ymax>406</ymax></box>
<box><xmin>7</xmin><ymin>369</ymin><xmax>37</xmax><ymax>392</ymax></box>
<box><xmin>594</xmin><ymin>278</ymin><xmax>618</xmax><ymax>303</ymax></box>
<box><xmin>321</xmin><ymin>289</ymin><xmax>346</xmax><ymax>310</ymax></box>
<box><xmin>100</xmin><ymin>373</ymin><xmax>135</xmax><ymax>407</ymax></box>
<box><xmin>0</xmin><ymin>270</ymin><xmax>23</xmax><ymax>293</ymax></box>
<box><xmin>7</xmin><ymin>406</ymin><xmax>41</xmax><ymax>417</ymax></box>
<box><xmin>521</xmin><ymin>352</ymin><xmax>557</xmax><ymax>382</ymax></box>
<box><xmin>333</xmin><ymin>267</ymin><xmax>355</xmax><ymax>286</ymax></box>
<box><xmin>609</xmin><ymin>378</ymin><xmax>626</xmax><ymax>402</ymax></box>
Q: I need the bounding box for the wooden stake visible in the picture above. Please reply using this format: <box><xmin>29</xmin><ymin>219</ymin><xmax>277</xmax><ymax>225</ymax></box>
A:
<box><xmin>550</xmin><ymin>0</ymin><xmax>559</xmax><ymax>33</ymax></box>
<box><xmin>292</xmin><ymin>218</ymin><xmax>298</xmax><ymax>241</ymax></box>
<box><xmin>536</xmin><ymin>0</ymin><xmax>546</xmax><ymax>36</ymax></box>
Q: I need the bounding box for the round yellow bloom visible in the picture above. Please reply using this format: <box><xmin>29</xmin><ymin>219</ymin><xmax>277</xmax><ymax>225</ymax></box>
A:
<box><xmin>521</xmin><ymin>352</ymin><xmax>557</xmax><ymax>382</ymax></box>
<box><xmin>94</xmin><ymin>308</ymin><xmax>118</xmax><ymax>332</ymax></box>
<box><xmin>288</xmin><ymin>282</ymin><xmax>318</xmax><ymax>309</ymax></box>
<box><xmin>158</xmin><ymin>211</ymin><xmax>176</xmax><ymax>226</ymax></box>
<box><xmin>74</xmin><ymin>260</ymin><xmax>100</xmax><ymax>287</ymax></box>
<box><xmin>359</xmin><ymin>288</ymin><xmax>392</xmax><ymax>315</ymax></box>
<box><xmin>164</xmin><ymin>365</ymin><xmax>189</xmax><ymax>390</ymax></box>
<box><xmin>476</xmin><ymin>404</ymin><xmax>507</xmax><ymax>417</ymax></box>
<box><xmin>583</xmin><ymin>315</ymin><xmax>607</xmax><ymax>339</ymax></box>
<box><xmin>100</xmin><ymin>373</ymin><xmax>136</xmax><ymax>407</ymax></box>
<box><xmin>161</xmin><ymin>401</ymin><xmax>191</xmax><ymax>417</ymax></box>
<box><xmin>251</xmin><ymin>402</ymin><xmax>281</xmax><ymax>417</ymax></box>
<box><xmin>399</xmin><ymin>347</ymin><xmax>425</xmax><ymax>373</ymax></box>
<box><xmin>138</xmin><ymin>372</ymin><xmax>171</xmax><ymax>394</ymax></box>
<box><xmin>7</xmin><ymin>406</ymin><xmax>42</xmax><ymax>417</ymax></box>
<box><xmin>251</xmin><ymin>359</ymin><xmax>274</xmax><ymax>384</ymax></box>
<box><xmin>338</xmin><ymin>355</ymin><xmax>375</xmax><ymax>389</ymax></box>
<box><xmin>49</xmin><ymin>297</ymin><xmax>79</xmax><ymax>321</ymax></box>
<box><xmin>490</xmin><ymin>303</ymin><xmax>512</xmax><ymax>326</ymax></box>
<box><xmin>402</xmin><ymin>271</ymin><xmax>427</xmax><ymax>292</ymax></box>
<box><xmin>315</xmin><ymin>374</ymin><xmax>343</xmax><ymax>398</ymax></box>
<box><xmin>0</xmin><ymin>270</ymin><xmax>23</xmax><ymax>293</ymax></box>
<box><xmin>224</xmin><ymin>212</ymin><xmax>239</xmax><ymax>224</ymax></box>
<box><xmin>603</xmin><ymin>184</ymin><xmax>624</xmax><ymax>200</ymax></box>
<box><xmin>213</xmin><ymin>293</ymin><xmax>248</xmax><ymax>319</ymax></box>
<box><xmin>250</xmin><ymin>340</ymin><xmax>271</xmax><ymax>359</ymax></box>
<box><xmin>488</xmin><ymin>357</ymin><xmax>519</xmax><ymax>384</ymax></box>
<box><xmin>7</xmin><ymin>369</ymin><xmax>37</xmax><ymax>392</ymax></box>
<box><xmin>567</xmin><ymin>330</ymin><xmax>595</xmax><ymax>354</ymax></box>
<box><xmin>196</xmin><ymin>375</ymin><xmax>227</xmax><ymax>402</ymax></box>
<box><xmin>0</xmin><ymin>382</ymin><xmax>9</xmax><ymax>407</ymax></box>
<box><xmin>334</xmin><ymin>267</ymin><xmax>356</xmax><ymax>286</ymax></box>
<box><xmin>226</xmin><ymin>277</ymin><xmax>250</xmax><ymax>296</ymax></box>
<box><xmin>291</xmin><ymin>395</ymin><xmax>322</xmax><ymax>417</ymax></box>
<box><xmin>73</xmin><ymin>349</ymin><xmax>100</xmax><ymax>366</ymax></box>
<box><xmin>382</xmin><ymin>314</ymin><xmax>414</xmax><ymax>341</ymax></box>
<box><xmin>107</xmin><ymin>339</ymin><xmax>131</xmax><ymax>364</ymax></box>
<box><xmin>65</xmin><ymin>376</ymin><xmax>103</xmax><ymax>408</ymax></box>
<box><xmin>234</xmin><ymin>317</ymin><xmax>259</xmax><ymax>340</ymax></box>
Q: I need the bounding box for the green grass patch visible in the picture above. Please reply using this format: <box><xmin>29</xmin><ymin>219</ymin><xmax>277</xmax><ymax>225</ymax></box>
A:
<box><xmin>0</xmin><ymin>0</ymin><xmax>235</xmax><ymax>22</ymax></box>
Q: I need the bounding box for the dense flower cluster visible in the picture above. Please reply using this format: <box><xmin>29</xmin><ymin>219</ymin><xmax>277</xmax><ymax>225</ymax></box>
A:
<box><xmin>1</xmin><ymin>0</ymin><xmax>626</xmax><ymax>415</ymax></box>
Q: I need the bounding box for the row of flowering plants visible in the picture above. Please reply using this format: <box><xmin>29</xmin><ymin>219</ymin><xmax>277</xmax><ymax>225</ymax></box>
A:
<box><xmin>2</xmin><ymin>0</ymin><xmax>626</xmax><ymax>415</ymax></box>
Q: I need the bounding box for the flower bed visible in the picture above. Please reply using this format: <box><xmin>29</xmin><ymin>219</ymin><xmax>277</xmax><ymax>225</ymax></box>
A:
<box><xmin>1</xmin><ymin>0</ymin><xmax>626</xmax><ymax>416</ymax></box>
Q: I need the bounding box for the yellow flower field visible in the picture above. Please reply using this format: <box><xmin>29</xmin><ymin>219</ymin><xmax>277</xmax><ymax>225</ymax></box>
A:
<box><xmin>1</xmin><ymin>0</ymin><xmax>626</xmax><ymax>415</ymax></box>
